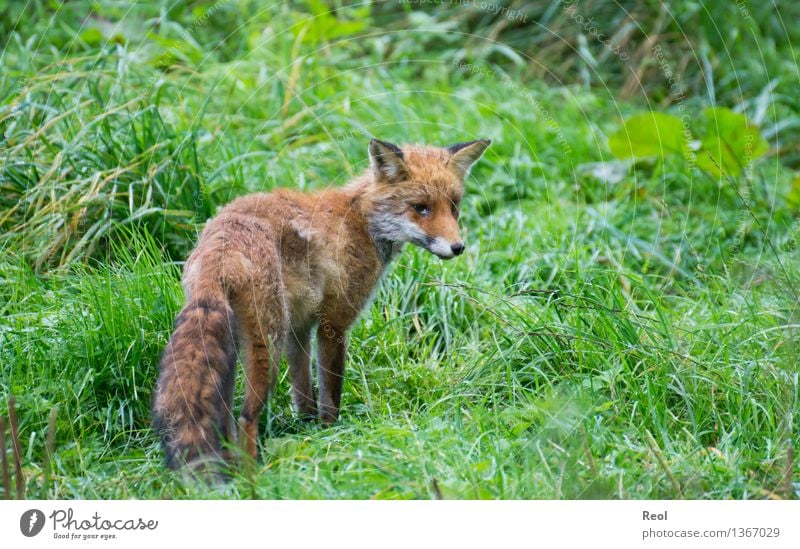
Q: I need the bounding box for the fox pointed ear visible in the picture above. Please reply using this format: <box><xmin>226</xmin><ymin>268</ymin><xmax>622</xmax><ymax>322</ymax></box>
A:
<box><xmin>447</xmin><ymin>139</ymin><xmax>491</xmax><ymax>179</ymax></box>
<box><xmin>369</xmin><ymin>138</ymin><xmax>409</xmax><ymax>184</ymax></box>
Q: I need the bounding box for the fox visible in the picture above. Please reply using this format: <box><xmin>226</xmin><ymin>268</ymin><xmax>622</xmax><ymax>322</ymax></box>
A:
<box><xmin>152</xmin><ymin>137</ymin><xmax>491</xmax><ymax>471</ymax></box>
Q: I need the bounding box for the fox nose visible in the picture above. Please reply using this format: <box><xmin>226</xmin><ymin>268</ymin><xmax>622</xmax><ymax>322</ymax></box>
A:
<box><xmin>451</xmin><ymin>243</ymin><xmax>465</xmax><ymax>256</ymax></box>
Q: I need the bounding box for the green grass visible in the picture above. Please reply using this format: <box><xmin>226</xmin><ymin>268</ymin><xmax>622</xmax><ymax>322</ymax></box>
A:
<box><xmin>0</xmin><ymin>1</ymin><xmax>798</xmax><ymax>499</ymax></box>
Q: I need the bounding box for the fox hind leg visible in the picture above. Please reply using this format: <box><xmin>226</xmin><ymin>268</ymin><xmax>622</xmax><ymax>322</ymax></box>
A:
<box><xmin>287</xmin><ymin>327</ymin><xmax>317</xmax><ymax>419</ymax></box>
<box><xmin>218</xmin><ymin>349</ymin><xmax>237</xmax><ymax>459</ymax></box>
<box><xmin>231</xmin><ymin>285</ymin><xmax>287</xmax><ymax>460</ymax></box>
<box><xmin>240</xmin><ymin>335</ymin><xmax>281</xmax><ymax>459</ymax></box>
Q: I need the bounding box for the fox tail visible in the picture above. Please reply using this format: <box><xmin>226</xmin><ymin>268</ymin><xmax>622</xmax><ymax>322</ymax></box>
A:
<box><xmin>152</xmin><ymin>292</ymin><xmax>237</xmax><ymax>472</ymax></box>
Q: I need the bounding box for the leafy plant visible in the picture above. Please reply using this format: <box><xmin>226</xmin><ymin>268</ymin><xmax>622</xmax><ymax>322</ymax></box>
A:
<box><xmin>608</xmin><ymin>111</ymin><xmax>690</xmax><ymax>159</ymax></box>
<box><xmin>695</xmin><ymin>107</ymin><xmax>769</xmax><ymax>177</ymax></box>
<box><xmin>608</xmin><ymin>107</ymin><xmax>769</xmax><ymax>177</ymax></box>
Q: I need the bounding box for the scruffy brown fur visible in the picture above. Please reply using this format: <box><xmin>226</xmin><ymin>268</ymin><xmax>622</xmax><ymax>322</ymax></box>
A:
<box><xmin>152</xmin><ymin>138</ymin><xmax>490</xmax><ymax>470</ymax></box>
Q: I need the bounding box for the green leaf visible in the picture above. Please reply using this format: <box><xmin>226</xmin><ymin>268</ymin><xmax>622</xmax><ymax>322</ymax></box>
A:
<box><xmin>305</xmin><ymin>0</ymin><xmax>330</xmax><ymax>16</ymax></box>
<box><xmin>294</xmin><ymin>1</ymin><xmax>367</xmax><ymax>45</ymax></box>
<box><xmin>79</xmin><ymin>28</ymin><xmax>104</xmax><ymax>47</ymax></box>
<box><xmin>786</xmin><ymin>175</ymin><xmax>800</xmax><ymax>211</ymax></box>
<box><xmin>608</xmin><ymin>112</ymin><xmax>688</xmax><ymax>160</ymax></box>
<box><xmin>695</xmin><ymin>107</ymin><xmax>768</xmax><ymax>177</ymax></box>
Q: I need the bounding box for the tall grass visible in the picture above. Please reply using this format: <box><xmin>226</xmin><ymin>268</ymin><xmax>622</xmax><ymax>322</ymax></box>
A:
<box><xmin>0</xmin><ymin>1</ymin><xmax>797</xmax><ymax>499</ymax></box>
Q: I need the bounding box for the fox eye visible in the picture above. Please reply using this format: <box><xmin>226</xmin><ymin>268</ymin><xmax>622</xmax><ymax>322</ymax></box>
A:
<box><xmin>411</xmin><ymin>203</ymin><xmax>430</xmax><ymax>216</ymax></box>
<box><xmin>451</xmin><ymin>202</ymin><xmax>460</xmax><ymax>219</ymax></box>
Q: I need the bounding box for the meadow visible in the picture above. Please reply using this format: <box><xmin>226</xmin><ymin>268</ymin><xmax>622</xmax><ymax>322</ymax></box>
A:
<box><xmin>0</xmin><ymin>1</ymin><xmax>798</xmax><ymax>499</ymax></box>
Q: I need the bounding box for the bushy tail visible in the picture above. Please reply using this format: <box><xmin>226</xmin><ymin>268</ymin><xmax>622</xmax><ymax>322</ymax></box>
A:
<box><xmin>152</xmin><ymin>294</ymin><xmax>237</xmax><ymax>471</ymax></box>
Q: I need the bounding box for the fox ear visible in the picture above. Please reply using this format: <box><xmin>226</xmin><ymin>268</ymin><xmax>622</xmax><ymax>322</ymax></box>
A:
<box><xmin>369</xmin><ymin>139</ymin><xmax>409</xmax><ymax>184</ymax></box>
<box><xmin>447</xmin><ymin>139</ymin><xmax>491</xmax><ymax>179</ymax></box>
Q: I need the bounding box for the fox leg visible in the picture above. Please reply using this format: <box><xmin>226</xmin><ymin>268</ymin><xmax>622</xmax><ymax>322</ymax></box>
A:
<box><xmin>230</xmin><ymin>282</ymin><xmax>286</xmax><ymax>460</ymax></box>
<box><xmin>240</xmin><ymin>335</ymin><xmax>280</xmax><ymax>458</ymax></box>
<box><xmin>218</xmin><ymin>351</ymin><xmax>237</xmax><ymax>459</ymax></box>
<box><xmin>317</xmin><ymin>325</ymin><xmax>346</xmax><ymax>424</ymax></box>
<box><xmin>287</xmin><ymin>327</ymin><xmax>317</xmax><ymax>419</ymax></box>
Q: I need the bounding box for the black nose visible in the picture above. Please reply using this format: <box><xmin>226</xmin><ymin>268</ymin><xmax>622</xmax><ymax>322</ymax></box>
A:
<box><xmin>451</xmin><ymin>243</ymin><xmax>465</xmax><ymax>256</ymax></box>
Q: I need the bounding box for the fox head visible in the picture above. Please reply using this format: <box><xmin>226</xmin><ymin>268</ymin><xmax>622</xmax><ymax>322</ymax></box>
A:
<box><xmin>364</xmin><ymin>138</ymin><xmax>490</xmax><ymax>260</ymax></box>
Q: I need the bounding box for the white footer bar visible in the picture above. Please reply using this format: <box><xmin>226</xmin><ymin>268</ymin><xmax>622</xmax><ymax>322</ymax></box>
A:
<box><xmin>2</xmin><ymin>500</ymin><xmax>798</xmax><ymax>548</ymax></box>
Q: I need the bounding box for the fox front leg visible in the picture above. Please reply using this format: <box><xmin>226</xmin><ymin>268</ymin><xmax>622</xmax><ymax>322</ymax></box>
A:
<box><xmin>316</xmin><ymin>324</ymin><xmax>346</xmax><ymax>424</ymax></box>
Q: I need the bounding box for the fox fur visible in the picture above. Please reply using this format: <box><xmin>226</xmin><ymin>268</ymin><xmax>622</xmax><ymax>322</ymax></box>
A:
<box><xmin>152</xmin><ymin>138</ymin><xmax>491</xmax><ymax>470</ymax></box>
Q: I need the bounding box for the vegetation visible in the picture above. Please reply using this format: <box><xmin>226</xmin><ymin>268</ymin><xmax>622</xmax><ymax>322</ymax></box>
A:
<box><xmin>0</xmin><ymin>0</ymin><xmax>797</xmax><ymax>499</ymax></box>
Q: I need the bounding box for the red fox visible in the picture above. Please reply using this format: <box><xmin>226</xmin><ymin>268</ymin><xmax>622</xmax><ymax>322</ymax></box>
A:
<box><xmin>152</xmin><ymin>138</ymin><xmax>491</xmax><ymax>471</ymax></box>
